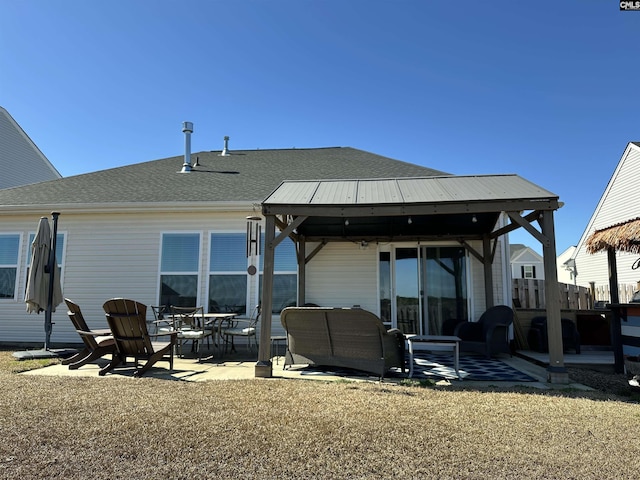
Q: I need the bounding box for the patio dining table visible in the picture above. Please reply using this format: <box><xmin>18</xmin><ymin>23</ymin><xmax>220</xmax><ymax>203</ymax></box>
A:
<box><xmin>166</xmin><ymin>312</ymin><xmax>237</xmax><ymax>357</ymax></box>
<box><xmin>204</xmin><ymin>313</ymin><xmax>238</xmax><ymax>353</ymax></box>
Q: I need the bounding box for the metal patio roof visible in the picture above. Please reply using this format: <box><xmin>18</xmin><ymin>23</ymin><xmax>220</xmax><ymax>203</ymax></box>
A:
<box><xmin>262</xmin><ymin>174</ymin><xmax>560</xmax><ymax>241</ymax></box>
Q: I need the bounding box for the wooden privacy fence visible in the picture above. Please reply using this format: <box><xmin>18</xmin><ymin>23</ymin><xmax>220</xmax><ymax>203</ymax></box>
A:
<box><xmin>513</xmin><ymin>279</ymin><xmax>639</xmax><ymax>309</ymax></box>
<box><xmin>592</xmin><ymin>283</ymin><xmax>638</xmax><ymax>304</ymax></box>
<box><xmin>512</xmin><ymin>279</ymin><xmax>592</xmax><ymax>310</ymax></box>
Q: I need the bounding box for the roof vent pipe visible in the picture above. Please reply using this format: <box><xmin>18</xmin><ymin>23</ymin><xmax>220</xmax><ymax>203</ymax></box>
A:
<box><xmin>220</xmin><ymin>135</ymin><xmax>230</xmax><ymax>156</ymax></box>
<box><xmin>180</xmin><ymin>121</ymin><xmax>194</xmax><ymax>173</ymax></box>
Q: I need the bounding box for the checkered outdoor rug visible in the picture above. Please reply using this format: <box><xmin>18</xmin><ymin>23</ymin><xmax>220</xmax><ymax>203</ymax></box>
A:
<box><xmin>404</xmin><ymin>352</ymin><xmax>537</xmax><ymax>382</ymax></box>
<box><xmin>296</xmin><ymin>353</ymin><xmax>537</xmax><ymax>382</ymax></box>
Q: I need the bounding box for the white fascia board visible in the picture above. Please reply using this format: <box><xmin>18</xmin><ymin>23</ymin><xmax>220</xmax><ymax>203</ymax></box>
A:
<box><xmin>0</xmin><ymin>201</ymin><xmax>258</xmax><ymax>216</ymax></box>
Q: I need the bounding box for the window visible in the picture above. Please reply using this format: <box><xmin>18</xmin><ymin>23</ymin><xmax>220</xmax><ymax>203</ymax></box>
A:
<box><xmin>209</xmin><ymin>233</ymin><xmax>247</xmax><ymax>314</ymax></box>
<box><xmin>0</xmin><ymin>234</ymin><xmax>20</xmax><ymax>299</ymax></box>
<box><xmin>522</xmin><ymin>265</ymin><xmax>536</xmax><ymax>279</ymax></box>
<box><xmin>259</xmin><ymin>234</ymin><xmax>297</xmax><ymax>314</ymax></box>
<box><xmin>159</xmin><ymin>233</ymin><xmax>200</xmax><ymax>307</ymax></box>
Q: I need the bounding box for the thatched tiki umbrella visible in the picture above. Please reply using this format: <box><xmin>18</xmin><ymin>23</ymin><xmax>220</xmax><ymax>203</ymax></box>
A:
<box><xmin>586</xmin><ymin>217</ymin><xmax>640</xmax><ymax>257</ymax></box>
<box><xmin>585</xmin><ymin>216</ymin><xmax>640</xmax><ymax>373</ymax></box>
<box><xmin>25</xmin><ymin>213</ymin><xmax>63</xmax><ymax>350</ymax></box>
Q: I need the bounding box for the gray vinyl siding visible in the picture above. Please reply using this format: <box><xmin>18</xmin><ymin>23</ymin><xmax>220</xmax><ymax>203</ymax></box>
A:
<box><xmin>1</xmin><ymin>210</ymin><xmax>370</xmax><ymax>345</ymax></box>
<box><xmin>573</xmin><ymin>144</ymin><xmax>640</xmax><ymax>289</ymax></box>
<box><xmin>305</xmin><ymin>242</ymin><xmax>379</xmax><ymax>313</ymax></box>
<box><xmin>0</xmin><ymin>212</ymin><xmax>510</xmax><ymax>344</ymax></box>
<box><xmin>0</xmin><ymin>211</ymin><xmax>256</xmax><ymax>345</ymax></box>
<box><xmin>0</xmin><ymin>107</ymin><xmax>61</xmax><ymax>189</ymax></box>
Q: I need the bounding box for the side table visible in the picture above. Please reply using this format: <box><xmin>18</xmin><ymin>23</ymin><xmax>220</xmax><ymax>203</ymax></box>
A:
<box><xmin>270</xmin><ymin>335</ymin><xmax>287</xmax><ymax>365</ymax></box>
<box><xmin>406</xmin><ymin>335</ymin><xmax>461</xmax><ymax>380</ymax></box>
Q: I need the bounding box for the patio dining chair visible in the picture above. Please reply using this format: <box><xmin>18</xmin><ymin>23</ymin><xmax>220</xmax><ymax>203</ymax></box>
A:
<box><xmin>150</xmin><ymin>304</ymin><xmax>170</xmax><ymax>334</ymax></box>
<box><xmin>101</xmin><ymin>298</ymin><xmax>176</xmax><ymax>377</ymax></box>
<box><xmin>169</xmin><ymin>305</ymin><xmax>213</xmax><ymax>362</ymax></box>
<box><xmin>61</xmin><ymin>298</ymin><xmax>116</xmax><ymax>370</ymax></box>
<box><xmin>222</xmin><ymin>304</ymin><xmax>260</xmax><ymax>353</ymax></box>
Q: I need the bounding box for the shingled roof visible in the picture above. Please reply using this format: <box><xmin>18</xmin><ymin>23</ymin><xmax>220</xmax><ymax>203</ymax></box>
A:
<box><xmin>0</xmin><ymin>147</ymin><xmax>446</xmax><ymax>209</ymax></box>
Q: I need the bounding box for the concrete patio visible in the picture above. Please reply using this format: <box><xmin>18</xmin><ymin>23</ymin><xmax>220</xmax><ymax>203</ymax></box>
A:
<box><xmin>20</xmin><ymin>347</ymin><xmax>597</xmax><ymax>391</ymax></box>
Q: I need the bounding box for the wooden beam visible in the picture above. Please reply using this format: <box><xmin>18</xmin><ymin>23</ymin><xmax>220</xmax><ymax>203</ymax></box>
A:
<box><xmin>263</xmin><ymin>199</ymin><xmax>560</xmax><ymax>217</ymax></box>
<box><xmin>506</xmin><ymin>211</ymin><xmax>549</xmax><ymax>247</ymax></box>
<box><xmin>460</xmin><ymin>240</ymin><xmax>484</xmax><ymax>263</ymax></box>
<box><xmin>273</xmin><ymin>215</ymin><xmax>307</xmax><ymax>248</ymax></box>
<box><xmin>305</xmin><ymin>240</ymin><xmax>327</xmax><ymax>264</ymax></box>
<box><xmin>492</xmin><ymin>210</ymin><xmax>542</xmax><ymax>238</ymax></box>
<box><xmin>274</xmin><ymin>215</ymin><xmax>288</xmax><ymax>231</ymax></box>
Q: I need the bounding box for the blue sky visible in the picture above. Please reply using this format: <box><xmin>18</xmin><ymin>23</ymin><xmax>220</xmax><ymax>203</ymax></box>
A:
<box><xmin>1</xmin><ymin>1</ymin><xmax>639</xmax><ymax>255</ymax></box>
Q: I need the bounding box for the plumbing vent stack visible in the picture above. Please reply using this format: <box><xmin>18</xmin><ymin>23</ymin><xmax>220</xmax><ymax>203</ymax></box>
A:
<box><xmin>220</xmin><ymin>136</ymin><xmax>230</xmax><ymax>156</ymax></box>
<box><xmin>180</xmin><ymin>122</ymin><xmax>194</xmax><ymax>173</ymax></box>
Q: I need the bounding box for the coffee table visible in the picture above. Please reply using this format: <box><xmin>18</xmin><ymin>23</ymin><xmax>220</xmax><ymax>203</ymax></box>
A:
<box><xmin>406</xmin><ymin>335</ymin><xmax>461</xmax><ymax>380</ymax></box>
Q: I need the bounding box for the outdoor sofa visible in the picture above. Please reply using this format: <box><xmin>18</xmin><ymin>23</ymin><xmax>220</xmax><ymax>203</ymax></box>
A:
<box><xmin>280</xmin><ymin>306</ymin><xmax>405</xmax><ymax>378</ymax></box>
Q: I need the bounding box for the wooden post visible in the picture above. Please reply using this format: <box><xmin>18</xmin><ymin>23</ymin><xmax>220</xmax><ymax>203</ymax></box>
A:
<box><xmin>255</xmin><ymin>214</ymin><xmax>276</xmax><ymax>378</ymax></box>
<box><xmin>483</xmin><ymin>236</ymin><xmax>494</xmax><ymax>308</ymax></box>
<box><xmin>540</xmin><ymin>210</ymin><xmax>568</xmax><ymax>384</ymax></box>
<box><xmin>607</xmin><ymin>247</ymin><xmax>624</xmax><ymax>373</ymax></box>
<box><xmin>297</xmin><ymin>236</ymin><xmax>306</xmax><ymax>306</ymax></box>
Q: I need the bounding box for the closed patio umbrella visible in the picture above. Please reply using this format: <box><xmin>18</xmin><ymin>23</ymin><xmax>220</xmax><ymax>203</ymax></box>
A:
<box><xmin>25</xmin><ymin>213</ymin><xmax>62</xmax><ymax>350</ymax></box>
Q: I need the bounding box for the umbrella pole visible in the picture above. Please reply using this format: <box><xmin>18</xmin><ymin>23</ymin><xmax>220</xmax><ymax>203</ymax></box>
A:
<box><xmin>44</xmin><ymin>212</ymin><xmax>60</xmax><ymax>351</ymax></box>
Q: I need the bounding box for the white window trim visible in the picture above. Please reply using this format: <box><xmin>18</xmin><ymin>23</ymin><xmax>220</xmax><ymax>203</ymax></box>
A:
<box><xmin>0</xmin><ymin>232</ymin><xmax>23</xmax><ymax>302</ymax></box>
<box><xmin>208</xmin><ymin>230</ymin><xmax>251</xmax><ymax>315</ymax></box>
<box><xmin>157</xmin><ymin>231</ymin><xmax>203</xmax><ymax>306</ymax></box>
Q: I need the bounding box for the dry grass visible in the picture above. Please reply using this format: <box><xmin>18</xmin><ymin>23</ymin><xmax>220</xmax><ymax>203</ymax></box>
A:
<box><xmin>1</xmin><ymin>351</ymin><xmax>640</xmax><ymax>479</ymax></box>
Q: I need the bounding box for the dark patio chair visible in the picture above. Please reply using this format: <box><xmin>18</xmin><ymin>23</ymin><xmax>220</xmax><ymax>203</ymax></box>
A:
<box><xmin>527</xmin><ymin>316</ymin><xmax>581</xmax><ymax>354</ymax></box>
<box><xmin>101</xmin><ymin>298</ymin><xmax>176</xmax><ymax>377</ymax></box>
<box><xmin>61</xmin><ymin>298</ymin><xmax>116</xmax><ymax>370</ymax></box>
<box><xmin>453</xmin><ymin>305</ymin><xmax>514</xmax><ymax>358</ymax></box>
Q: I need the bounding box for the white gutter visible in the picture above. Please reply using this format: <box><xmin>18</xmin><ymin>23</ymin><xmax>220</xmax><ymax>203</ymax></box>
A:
<box><xmin>0</xmin><ymin>201</ymin><xmax>261</xmax><ymax>216</ymax></box>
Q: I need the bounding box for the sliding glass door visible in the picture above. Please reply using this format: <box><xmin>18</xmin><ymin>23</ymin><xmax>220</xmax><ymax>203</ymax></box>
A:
<box><xmin>395</xmin><ymin>248</ymin><xmax>420</xmax><ymax>334</ymax></box>
<box><xmin>382</xmin><ymin>246</ymin><xmax>468</xmax><ymax>335</ymax></box>
<box><xmin>423</xmin><ymin>246</ymin><xmax>468</xmax><ymax>335</ymax></box>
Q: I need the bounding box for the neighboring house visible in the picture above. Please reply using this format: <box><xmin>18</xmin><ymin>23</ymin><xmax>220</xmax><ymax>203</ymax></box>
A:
<box><xmin>0</xmin><ymin>106</ymin><xmax>61</xmax><ymax>189</ymax></box>
<box><xmin>556</xmin><ymin>245</ymin><xmax>577</xmax><ymax>285</ymax></box>
<box><xmin>0</xmin><ymin>129</ymin><xmax>566</xmax><ymax>380</ymax></box>
<box><xmin>571</xmin><ymin>142</ymin><xmax>640</xmax><ymax>299</ymax></box>
<box><xmin>510</xmin><ymin>243</ymin><xmax>544</xmax><ymax>280</ymax></box>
